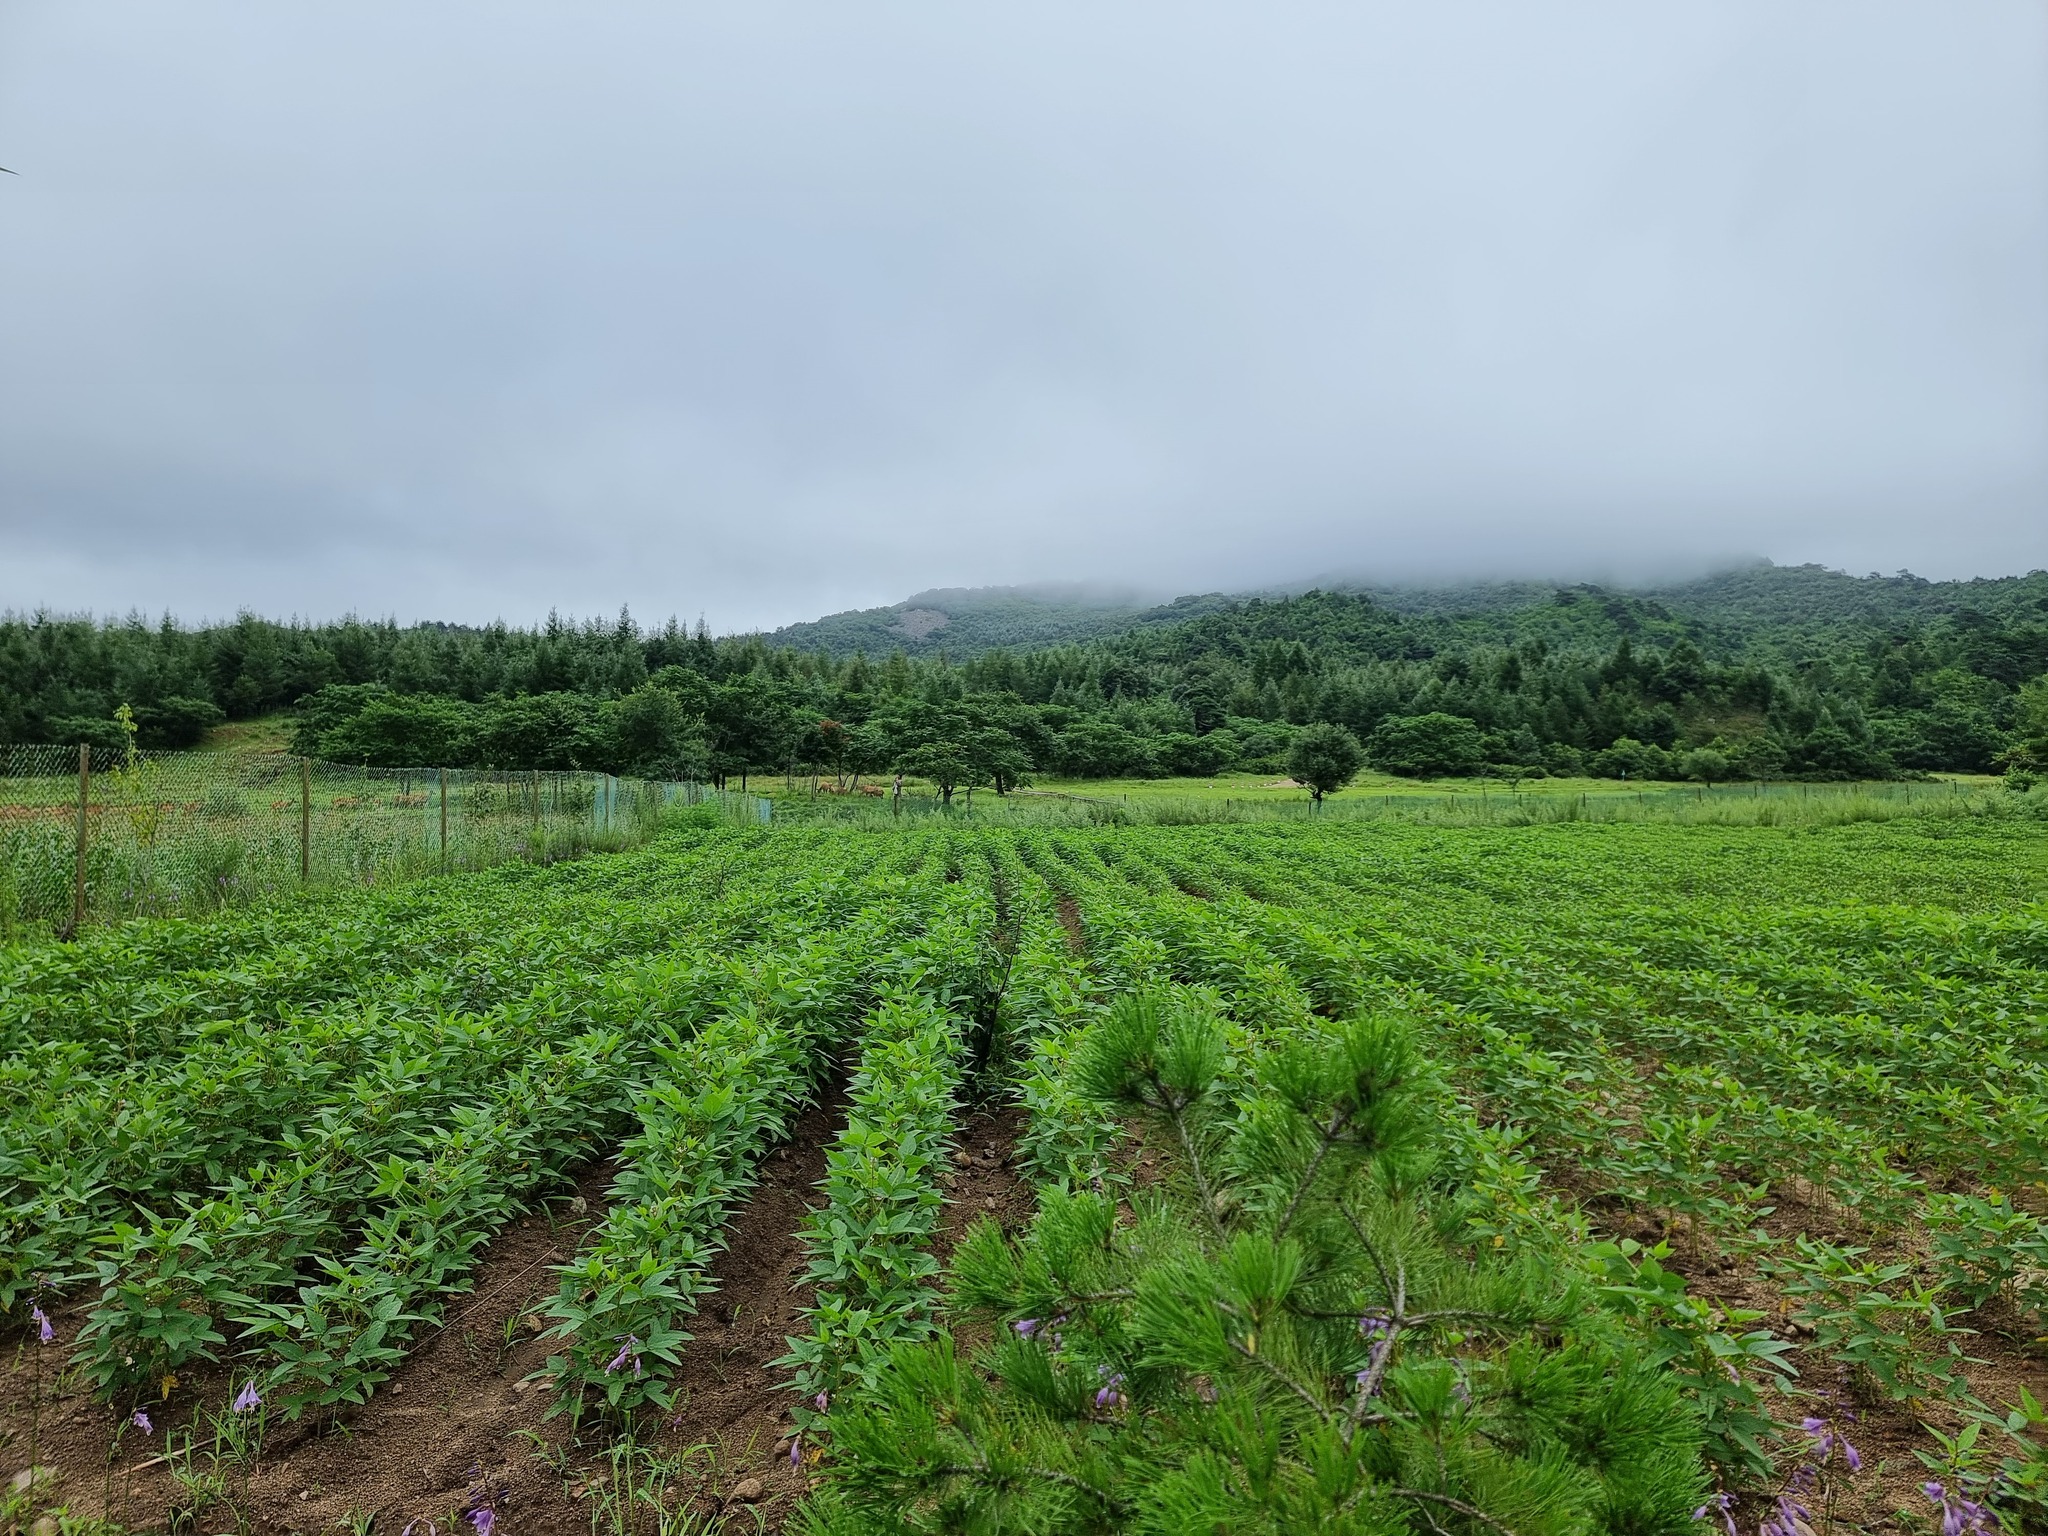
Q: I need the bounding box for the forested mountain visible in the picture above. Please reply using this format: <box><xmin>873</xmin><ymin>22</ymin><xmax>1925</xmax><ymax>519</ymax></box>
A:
<box><xmin>1353</xmin><ymin>563</ymin><xmax>2048</xmax><ymax>664</ymax></box>
<box><xmin>762</xmin><ymin>583</ymin><xmax>1239</xmax><ymax>656</ymax></box>
<box><xmin>4</xmin><ymin>561</ymin><xmax>2046</xmax><ymax>784</ymax></box>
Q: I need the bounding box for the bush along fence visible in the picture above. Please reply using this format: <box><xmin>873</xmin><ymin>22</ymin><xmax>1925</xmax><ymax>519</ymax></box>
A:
<box><xmin>0</xmin><ymin>743</ymin><xmax>763</xmax><ymax>936</ymax></box>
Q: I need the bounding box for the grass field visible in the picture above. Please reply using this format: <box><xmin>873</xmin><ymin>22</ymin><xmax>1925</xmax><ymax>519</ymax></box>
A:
<box><xmin>198</xmin><ymin>717</ymin><xmax>297</xmax><ymax>756</ymax></box>
<box><xmin>0</xmin><ymin>754</ymin><xmax>724</xmax><ymax>934</ymax></box>
<box><xmin>3</xmin><ymin>805</ymin><xmax>2046</xmax><ymax>1533</ymax></box>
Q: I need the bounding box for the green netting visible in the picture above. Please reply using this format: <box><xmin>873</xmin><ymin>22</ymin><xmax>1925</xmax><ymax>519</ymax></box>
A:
<box><xmin>0</xmin><ymin>746</ymin><xmax>711</xmax><ymax>935</ymax></box>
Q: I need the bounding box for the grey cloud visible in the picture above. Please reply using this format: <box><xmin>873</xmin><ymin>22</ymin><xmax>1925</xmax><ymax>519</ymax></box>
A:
<box><xmin>1</xmin><ymin>2</ymin><xmax>2042</xmax><ymax>631</ymax></box>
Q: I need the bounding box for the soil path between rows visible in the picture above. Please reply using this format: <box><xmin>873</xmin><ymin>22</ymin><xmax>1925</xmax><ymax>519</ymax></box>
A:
<box><xmin>935</xmin><ymin>1103</ymin><xmax>1034</xmax><ymax>1264</ymax></box>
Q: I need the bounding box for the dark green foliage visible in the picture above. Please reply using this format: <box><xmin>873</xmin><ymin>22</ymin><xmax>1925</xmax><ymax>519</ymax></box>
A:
<box><xmin>8</xmin><ymin>562</ymin><xmax>2047</xmax><ymax>778</ymax></box>
<box><xmin>805</xmin><ymin>995</ymin><xmax>1708</xmax><ymax>1535</ymax></box>
<box><xmin>608</xmin><ymin>684</ymin><xmax>710</xmax><ymax>779</ymax></box>
<box><xmin>1368</xmin><ymin>713</ymin><xmax>1485</xmax><ymax>778</ymax></box>
<box><xmin>304</xmin><ymin>688</ymin><xmax>476</xmax><ymax>765</ymax></box>
<box><xmin>471</xmin><ymin>691</ymin><xmax>616</xmax><ymax>770</ymax></box>
<box><xmin>46</xmin><ymin>714</ymin><xmax>130</xmax><ymax>754</ymax></box>
<box><xmin>130</xmin><ymin>695</ymin><xmax>226</xmax><ymax>748</ymax></box>
<box><xmin>1051</xmin><ymin>717</ymin><xmax>1157</xmax><ymax>778</ymax></box>
<box><xmin>1589</xmin><ymin>738</ymin><xmax>1672</xmax><ymax>781</ymax></box>
<box><xmin>290</xmin><ymin>686</ymin><xmax>672</xmax><ymax>776</ymax></box>
<box><xmin>877</xmin><ymin>700</ymin><xmax>1035</xmax><ymax>801</ymax></box>
<box><xmin>1288</xmin><ymin>722</ymin><xmax>1366</xmax><ymax>800</ymax></box>
<box><xmin>1998</xmin><ymin>676</ymin><xmax>2048</xmax><ymax>787</ymax></box>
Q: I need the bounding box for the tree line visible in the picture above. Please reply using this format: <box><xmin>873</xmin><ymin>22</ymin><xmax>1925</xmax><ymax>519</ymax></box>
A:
<box><xmin>4</xmin><ymin>566</ymin><xmax>2046</xmax><ymax>788</ymax></box>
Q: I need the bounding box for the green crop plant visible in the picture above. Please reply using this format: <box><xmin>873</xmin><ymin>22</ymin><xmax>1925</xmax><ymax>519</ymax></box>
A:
<box><xmin>543</xmin><ymin>981</ymin><xmax>848</xmax><ymax>1414</ymax></box>
<box><xmin>241</xmin><ymin>1024</ymin><xmax>647</xmax><ymax>1413</ymax></box>
<box><xmin>1925</xmin><ymin>1193</ymin><xmax>2048</xmax><ymax>1331</ymax></box>
<box><xmin>542</xmin><ymin>920</ymin><xmax>915</xmax><ymax>1412</ymax></box>
<box><xmin>1586</xmin><ymin>1239</ymin><xmax>1796</xmax><ymax>1480</ymax></box>
<box><xmin>1759</xmin><ymin>1237</ymin><xmax>1977</xmax><ymax>1405</ymax></box>
<box><xmin>13</xmin><ymin>834</ymin><xmax>935</xmax><ymax>1319</ymax></box>
<box><xmin>4</xmin><ymin>805</ymin><xmax>2046</xmax><ymax>1529</ymax></box>
<box><xmin>779</xmin><ymin>988</ymin><xmax>966</xmax><ymax>1403</ymax></box>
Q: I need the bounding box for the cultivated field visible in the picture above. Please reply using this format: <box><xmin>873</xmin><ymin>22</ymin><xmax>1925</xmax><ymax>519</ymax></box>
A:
<box><xmin>3</xmin><ymin>806</ymin><xmax>2046</xmax><ymax>1534</ymax></box>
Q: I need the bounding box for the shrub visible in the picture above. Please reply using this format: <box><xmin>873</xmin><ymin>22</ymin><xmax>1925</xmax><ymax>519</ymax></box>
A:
<box><xmin>1677</xmin><ymin>748</ymin><xmax>1732</xmax><ymax>784</ymax></box>
<box><xmin>132</xmin><ymin>696</ymin><xmax>227</xmax><ymax>749</ymax></box>
<box><xmin>1366</xmin><ymin>713</ymin><xmax>1485</xmax><ymax>778</ymax></box>
<box><xmin>1590</xmin><ymin>737</ymin><xmax>1674</xmax><ymax>780</ymax></box>
<box><xmin>1153</xmin><ymin>732</ymin><xmax>1231</xmax><ymax>778</ymax></box>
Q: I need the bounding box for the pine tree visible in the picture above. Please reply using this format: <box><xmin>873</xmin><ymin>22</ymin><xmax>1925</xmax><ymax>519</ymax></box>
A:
<box><xmin>804</xmin><ymin>994</ymin><xmax>1707</xmax><ymax>1535</ymax></box>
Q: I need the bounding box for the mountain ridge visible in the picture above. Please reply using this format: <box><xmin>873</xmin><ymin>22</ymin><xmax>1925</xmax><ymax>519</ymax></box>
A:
<box><xmin>759</xmin><ymin>560</ymin><xmax>2048</xmax><ymax>661</ymax></box>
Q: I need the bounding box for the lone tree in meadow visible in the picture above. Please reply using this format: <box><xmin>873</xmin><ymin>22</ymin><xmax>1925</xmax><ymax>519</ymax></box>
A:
<box><xmin>1287</xmin><ymin>721</ymin><xmax>1365</xmax><ymax>802</ymax></box>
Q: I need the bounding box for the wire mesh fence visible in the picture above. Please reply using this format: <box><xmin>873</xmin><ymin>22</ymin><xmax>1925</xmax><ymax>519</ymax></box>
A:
<box><xmin>0</xmin><ymin>745</ymin><xmax>745</xmax><ymax>936</ymax></box>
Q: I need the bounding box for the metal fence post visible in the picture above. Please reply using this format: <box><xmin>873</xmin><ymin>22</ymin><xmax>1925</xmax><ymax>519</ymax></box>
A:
<box><xmin>71</xmin><ymin>742</ymin><xmax>90</xmax><ymax>934</ymax></box>
<box><xmin>300</xmin><ymin>757</ymin><xmax>311</xmax><ymax>881</ymax></box>
<box><xmin>439</xmin><ymin>767</ymin><xmax>449</xmax><ymax>862</ymax></box>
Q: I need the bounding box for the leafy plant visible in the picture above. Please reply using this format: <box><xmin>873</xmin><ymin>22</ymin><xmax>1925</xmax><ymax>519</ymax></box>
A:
<box><xmin>778</xmin><ymin>989</ymin><xmax>964</xmax><ymax>1402</ymax></box>
<box><xmin>1925</xmin><ymin>1192</ymin><xmax>2048</xmax><ymax>1329</ymax></box>
<box><xmin>1914</xmin><ymin>1387</ymin><xmax>2048</xmax><ymax>1531</ymax></box>
<box><xmin>1587</xmin><ymin>1238</ymin><xmax>1796</xmax><ymax>1480</ymax></box>
<box><xmin>1761</xmin><ymin>1237</ymin><xmax>1977</xmax><ymax>1404</ymax></box>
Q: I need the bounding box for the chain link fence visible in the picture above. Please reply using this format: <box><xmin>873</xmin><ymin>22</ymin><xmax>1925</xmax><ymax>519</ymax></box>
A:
<box><xmin>1</xmin><ymin>745</ymin><xmax>747</xmax><ymax>936</ymax></box>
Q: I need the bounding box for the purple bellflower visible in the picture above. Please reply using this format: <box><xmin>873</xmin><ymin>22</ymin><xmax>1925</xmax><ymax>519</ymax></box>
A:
<box><xmin>605</xmin><ymin>1335</ymin><xmax>643</xmax><ymax>1378</ymax></box>
<box><xmin>1923</xmin><ymin>1483</ymin><xmax>1991</xmax><ymax>1536</ymax></box>
<box><xmin>1691</xmin><ymin>1491</ymin><xmax>1737</xmax><ymax>1536</ymax></box>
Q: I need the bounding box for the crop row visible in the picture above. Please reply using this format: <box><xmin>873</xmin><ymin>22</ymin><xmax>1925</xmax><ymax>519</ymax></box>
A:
<box><xmin>4</xmin><ymin>812</ymin><xmax>2040</xmax><ymax>1522</ymax></box>
<box><xmin>8</xmin><ymin>831</ymin><xmax>980</xmax><ymax>1412</ymax></box>
<box><xmin>781</xmin><ymin>988</ymin><xmax>965</xmax><ymax>1401</ymax></box>
<box><xmin>1</xmin><ymin>847</ymin><xmax>905</xmax><ymax>1315</ymax></box>
<box><xmin>541</xmin><ymin>919</ymin><xmax>915</xmax><ymax>1412</ymax></box>
<box><xmin>539</xmin><ymin>858</ymin><xmax>990</xmax><ymax>1413</ymax></box>
<box><xmin>1009</xmin><ymin>823</ymin><xmax>2048</xmax><ymax>1482</ymax></box>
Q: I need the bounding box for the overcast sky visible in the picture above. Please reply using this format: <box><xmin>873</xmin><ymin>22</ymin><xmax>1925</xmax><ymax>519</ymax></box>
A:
<box><xmin>2</xmin><ymin>3</ymin><xmax>2044</xmax><ymax>632</ymax></box>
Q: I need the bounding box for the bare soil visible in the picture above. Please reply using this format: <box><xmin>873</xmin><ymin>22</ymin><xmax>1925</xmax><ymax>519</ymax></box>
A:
<box><xmin>934</xmin><ymin>1104</ymin><xmax>1034</xmax><ymax>1265</ymax></box>
<box><xmin>929</xmin><ymin>1102</ymin><xmax>1035</xmax><ymax>1369</ymax></box>
<box><xmin>1053</xmin><ymin>897</ymin><xmax>1086</xmax><ymax>956</ymax></box>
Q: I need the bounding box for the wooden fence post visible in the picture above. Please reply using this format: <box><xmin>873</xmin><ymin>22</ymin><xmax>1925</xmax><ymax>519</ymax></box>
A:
<box><xmin>439</xmin><ymin>766</ymin><xmax>449</xmax><ymax>862</ymax></box>
<box><xmin>300</xmin><ymin>757</ymin><xmax>311</xmax><ymax>881</ymax></box>
<box><xmin>71</xmin><ymin>743</ymin><xmax>90</xmax><ymax>935</ymax></box>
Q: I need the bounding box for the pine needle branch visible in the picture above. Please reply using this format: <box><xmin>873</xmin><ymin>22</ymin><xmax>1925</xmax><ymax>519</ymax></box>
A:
<box><xmin>1389</xmin><ymin>1487</ymin><xmax>1524</xmax><ymax>1536</ymax></box>
<box><xmin>1273</xmin><ymin>1104</ymin><xmax>1350</xmax><ymax>1241</ymax></box>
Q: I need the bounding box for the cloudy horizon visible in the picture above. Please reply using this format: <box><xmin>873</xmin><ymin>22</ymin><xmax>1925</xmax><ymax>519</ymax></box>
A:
<box><xmin>2</xmin><ymin>3</ymin><xmax>2044</xmax><ymax>633</ymax></box>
